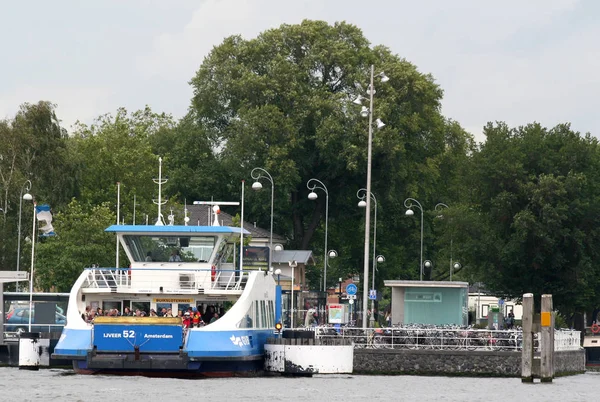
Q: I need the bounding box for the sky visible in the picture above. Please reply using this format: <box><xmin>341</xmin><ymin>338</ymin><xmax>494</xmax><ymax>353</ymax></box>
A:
<box><xmin>1</xmin><ymin>0</ymin><xmax>598</xmax><ymax>143</ymax></box>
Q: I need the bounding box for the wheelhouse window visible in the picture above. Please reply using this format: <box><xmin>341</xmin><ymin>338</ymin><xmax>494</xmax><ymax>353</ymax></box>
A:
<box><xmin>124</xmin><ymin>235</ymin><xmax>217</xmax><ymax>263</ymax></box>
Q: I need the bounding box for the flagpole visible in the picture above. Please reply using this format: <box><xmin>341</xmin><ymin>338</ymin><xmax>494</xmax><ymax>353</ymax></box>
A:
<box><xmin>116</xmin><ymin>182</ymin><xmax>120</xmax><ymax>268</ymax></box>
<box><xmin>28</xmin><ymin>202</ymin><xmax>37</xmax><ymax>332</ymax></box>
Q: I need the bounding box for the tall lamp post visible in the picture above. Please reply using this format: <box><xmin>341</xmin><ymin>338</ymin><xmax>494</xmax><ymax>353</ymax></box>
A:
<box><xmin>404</xmin><ymin>198</ymin><xmax>424</xmax><ymax>281</ymax></box>
<box><xmin>307</xmin><ymin>178</ymin><xmax>331</xmax><ymax>292</ymax></box>
<box><xmin>251</xmin><ymin>167</ymin><xmax>274</xmax><ymax>269</ymax></box>
<box><xmin>354</xmin><ymin>65</ymin><xmax>389</xmax><ymax>328</ymax></box>
<box><xmin>17</xmin><ymin>180</ymin><xmax>33</xmax><ymax>292</ymax></box>
<box><xmin>28</xmin><ymin>200</ymin><xmax>37</xmax><ymax>332</ymax></box>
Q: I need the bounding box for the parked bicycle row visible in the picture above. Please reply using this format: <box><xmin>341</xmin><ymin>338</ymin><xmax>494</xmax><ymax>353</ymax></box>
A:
<box><xmin>290</xmin><ymin>325</ymin><xmax>580</xmax><ymax>352</ymax></box>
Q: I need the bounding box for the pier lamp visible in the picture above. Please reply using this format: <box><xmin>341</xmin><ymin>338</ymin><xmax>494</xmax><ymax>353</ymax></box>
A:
<box><xmin>251</xmin><ymin>167</ymin><xmax>274</xmax><ymax>269</ymax></box>
<box><xmin>354</xmin><ymin>65</ymin><xmax>389</xmax><ymax>328</ymax></box>
<box><xmin>452</xmin><ymin>262</ymin><xmax>461</xmax><ymax>281</ymax></box>
<box><xmin>17</xmin><ymin>180</ymin><xmax>33</xmax><ymax>291</ymax></box>
<box><xmin>405</xmin><ymin>198</ymin><xmax>424</xmax><ymax>281</ymax></box>
<box><xmin>307</xmin><ymin>178</ymin><xmax>331</xmax><ymax>292</ymax></box>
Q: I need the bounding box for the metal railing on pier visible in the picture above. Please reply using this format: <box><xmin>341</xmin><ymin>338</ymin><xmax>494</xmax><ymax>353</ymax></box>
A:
<box><xmin>287</xmin><ymin>326</ymin><xmax>581</xmax><ymax>352</ymax></box>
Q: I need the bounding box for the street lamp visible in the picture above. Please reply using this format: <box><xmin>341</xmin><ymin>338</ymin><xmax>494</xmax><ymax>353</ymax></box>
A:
<box><xmin>435</xmin><ymin>203</ymin><xmax>454</xmax><ymax>281</ymax></box>
<box><xmin>452</xmin><ymin>262</ymin><xmax>461</xmax><ymax>282</ymax></box>
<box><xmin>17</xmin><ymin>180</ymin><xmax>33</xmax><ymax>292</ymax></box>
<box><xmin>251</xmin><ymin>167</ymin><xmax>274</xmax><ymax>269</ymax></box>
<box><xmin>423</xmin><ymin>260</ymin><xmax>433</xmax><ymax>280</ymax></box>
<box><xmin>357</xmin><ymin>188</ymin><xmax>380</xmax><ymax>327</ymax></box>
<box><xmin>354</xmin><ymin>65</ymin><xmax>389</xmax><ymax>328</ymax></box>
<box><xmin>405</xmin><ymin>198</ymin><xmax>424</xmax><ymax>281</ymax></box>
<box><xmin>274</xmin><ymin>268</ymin><xmax>282</xmax><ymax>286</ymax></box>
<box><xmin>307</xmin><ymin>178</ymin><xmax>331</xmax><ymax>292</ymax></box>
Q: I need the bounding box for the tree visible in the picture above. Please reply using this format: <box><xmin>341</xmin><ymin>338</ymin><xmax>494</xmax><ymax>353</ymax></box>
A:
<box><xmin>34</xmin><ymin>200</ymin><xmax>117</xmax><ymax>292</ymax></box>
<box><xmin>189</xmin><ymin>20</ymin><xmax>459</xmax><ymax>286</ymax></box>
<box><xmin>463</xmin><ymin>122</ymin><xmax>600</xmax><ymax>313</ymax></box>
<box><xmin>0</xmin><ymin>101</ymin><xmax>73</xmax><ymax>279</ymax></box>
<box><xmin>69</xmin><ymin>106</ymin><xmax>175</xmax><ymax>223</ymax></box>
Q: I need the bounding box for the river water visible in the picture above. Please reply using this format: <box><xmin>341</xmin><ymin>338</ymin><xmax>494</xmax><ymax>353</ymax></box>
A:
<box><xmin>0</xmin><ymin>367</ymin><xmax>596</xmax><ymax>402</ymax></box>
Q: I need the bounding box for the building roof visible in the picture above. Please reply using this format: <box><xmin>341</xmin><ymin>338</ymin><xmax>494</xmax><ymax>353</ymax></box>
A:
<box><xmin>272</xmin><ymin>250</ymin><xmax>315</xmax><ymax>265</ymax></box>
<box><xmin>384</xmin><ymin>280</ymin><xmax>469</xmax><ymax>289</ymax></box>
<box><xmin>105</xmin><ymin>224</ymin><xmax>248</xmax><ymax>234</ymax></box>
<box><xmin>186</xmin><ymin>205</ymin><xmax>286</xmax><ymax>242</ymax></box>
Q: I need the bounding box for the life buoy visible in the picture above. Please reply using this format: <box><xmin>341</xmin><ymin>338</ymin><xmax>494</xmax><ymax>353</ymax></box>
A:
<box><xmin>592</xmin><ymin>323</ymin><xmax>600</xmax><ymax>334</ymax></box>
<box><xmin>211</xmin><ymin>265</ymin><xmax>216</xmax><ymax>282</ymax></box>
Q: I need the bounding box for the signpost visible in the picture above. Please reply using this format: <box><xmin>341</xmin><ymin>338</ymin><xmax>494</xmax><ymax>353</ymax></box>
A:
<box><xmin>369</xmin><ymin>289</ymin><xmax>377</xmax><ymax>300</ymax></box>
<box><xmin>346</xmin><ymin>283</ymin><xmax>357</xmax><ymax>296</ymax></box>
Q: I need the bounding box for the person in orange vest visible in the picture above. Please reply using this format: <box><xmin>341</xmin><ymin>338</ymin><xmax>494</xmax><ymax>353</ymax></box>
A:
<box><xmin>192</xmin><ymin>308</ymin><xmax>201</xmax><ymax>327</ymax></box>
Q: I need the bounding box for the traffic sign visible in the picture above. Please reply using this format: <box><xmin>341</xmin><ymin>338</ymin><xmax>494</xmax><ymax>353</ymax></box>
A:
<box><xmin>369</xmin><ymin>289</ymin><xmax>377</xmax><ymax>300</ymax></box>
<box><xmin>348</xmin><ymin>299</ymin><xmax>354</xmax><ymax>304</ymax></box>
<box><xmin>347</xmin><ymin>294</ymin><xmax>357</xmax><ymax>300</ymax></box>
<box><xmin>346</xmin><ymin>283</ymin><xmax>357</xmax><ymax>295</ymax></box>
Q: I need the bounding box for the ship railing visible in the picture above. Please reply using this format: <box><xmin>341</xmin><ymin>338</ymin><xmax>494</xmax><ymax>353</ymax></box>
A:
<box><xmin>82</xmin><ymin>267</ymin><xmax>249</xmax><ymax>292</ymax></box>
<box><xmin>301</xmin><ymin>326</ymin><xmax>581</xmax><ymax>352</ymax></box>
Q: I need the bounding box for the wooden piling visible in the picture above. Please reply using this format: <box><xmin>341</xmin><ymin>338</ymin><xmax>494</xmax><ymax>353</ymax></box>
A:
<box><xmin>521</xmin><ymin>293</ymin><xmax>534</xmax><ymax>382</ymax></box>
<box><xmin>540</xmin><ymin>294</ymin><xmax>554</xmax><ymax>382</ymax></box>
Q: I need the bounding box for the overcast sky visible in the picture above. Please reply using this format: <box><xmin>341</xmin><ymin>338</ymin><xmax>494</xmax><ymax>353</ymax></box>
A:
<box><xmin>1</xmin><ymin>0</ymin><xmax>598</xmax><ymax>143</ymax></box>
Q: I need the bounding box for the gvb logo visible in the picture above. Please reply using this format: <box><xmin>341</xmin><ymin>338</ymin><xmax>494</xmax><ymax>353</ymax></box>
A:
<box><xmin>230</xmin><ymin>335</ymin><xmax>251</xmax><ymax>348</ymax></box>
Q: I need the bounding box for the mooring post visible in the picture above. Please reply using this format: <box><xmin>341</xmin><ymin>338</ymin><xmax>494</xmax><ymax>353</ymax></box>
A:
<box><xmin>521</xmin><ymin>293</ymin><xmax>534</xmax><ymax>382</ymax></box>
<box><xmin>540</xmin><ymin>294</ymin><xmax>554</xmax><ymax>382</ymax></box>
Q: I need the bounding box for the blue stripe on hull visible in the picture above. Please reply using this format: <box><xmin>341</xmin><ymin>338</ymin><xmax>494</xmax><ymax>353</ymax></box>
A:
<box><xmin>185</xmin><ymin>329</ymin><xmax>273</xmax><ymax>358</ymax></box>
<box><xmin>54</xmin><ymin>328</ymin><xmax>93</xmax><ymax>357</ymax></box>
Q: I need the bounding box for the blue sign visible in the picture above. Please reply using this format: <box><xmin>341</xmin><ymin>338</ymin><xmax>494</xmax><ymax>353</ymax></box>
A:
<box><xmin>93</xmin><ymin>324</ymin><xmax>182</xmax><ymax>353</ymax></box>
<box><xmin>369</xmin><ymin>289</ymin><xmax>377</xmax><ymax>300</ymax></box>
<box><xmin>346</xmin><ymin>283</ymin><xmax>357</xmax><ymax>296</ymax></box>
<box><xmin>498</xmin><ymin>298</ymin><xmax>505</xmax><ymax>306</ymax></box>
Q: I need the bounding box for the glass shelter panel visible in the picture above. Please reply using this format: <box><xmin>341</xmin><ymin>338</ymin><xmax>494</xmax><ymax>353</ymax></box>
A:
<box><xmin>403</xmin><ymin>287</ymin><xmax>468</xmax><ymax>326</ymax></box>
<box><xmin>124</xmin><ymin>235</ymin><xmax>217</xmax><ymax>263</ymax></box>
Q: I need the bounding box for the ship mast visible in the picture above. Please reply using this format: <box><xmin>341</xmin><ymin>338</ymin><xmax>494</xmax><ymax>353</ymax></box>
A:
<box><xmin>152</xmin><ymin>156</ymin><xmax>168</xmax><ymax>226</ymax></box>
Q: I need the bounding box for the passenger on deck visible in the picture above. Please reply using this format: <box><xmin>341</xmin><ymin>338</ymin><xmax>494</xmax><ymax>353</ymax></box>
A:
<box><xmin>209</xmin><ymin>312</ymin><xmax>219</xmax><ymax>324</ymax></box>
<box><xmin>169</xmin><ymin>249</ymin><xmax>182</xmax><ymax>262</ymax></box>
<box><xmin>164</xmin><ymin>308</ymin><xmax>173</xmax><ymax>317</ymax></box>
<box><xmin>149</xmin><ymin>309</ymin><xmax>158</xmax><ymax>317</ymax></box>
<box><xmin>145</xmin><ymin>252</ymin><xmax>153</xmax><ymax>262</ymax></box>
<box><xmin>82</xmin><ymin>305</ymin><xmax>91</xmax><ymax>322</ymax></box>
<box><xmin>123</xmin><ymin>307</ymin><xmax>133</xmax><ymax>316</ymax></box>
<box><xmin>183</xmin><ymin>312</ymin><xmax>192</xmax><ymax>328</ymax></box>
<box><xmin>192</xmin><ymin>309</ymin><xmax>201</xmax><ymax>327</ymax></box>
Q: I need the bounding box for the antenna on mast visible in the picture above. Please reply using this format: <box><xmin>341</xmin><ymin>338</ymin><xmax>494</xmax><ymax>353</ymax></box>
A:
<box><xmin>152</xmin><ymin>156</ymin><xmax>168</xmax><ymax>225</ymax></box>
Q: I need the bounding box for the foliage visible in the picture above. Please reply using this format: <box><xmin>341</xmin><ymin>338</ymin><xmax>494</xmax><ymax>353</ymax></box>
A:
<box><xmin>189</xmin><ymin>19</ymin><xmax>460</xmax><ymax>287</ymax></box>
<box><xmin>69</xmin><ymin>106</ymin><xmax>175</xmax><ymax>222</ymax></box>
<box><xmin>34</xmin><ymin>199</ymin><xmax>117</xmax><ymax>292</ymax></box>
<box><xmin>463</xmin><ymin>123</ymin><xmax>600</xmax><ymax>313</ymax></box>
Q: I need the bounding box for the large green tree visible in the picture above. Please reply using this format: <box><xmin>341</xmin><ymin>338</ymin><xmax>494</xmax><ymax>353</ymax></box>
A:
<box><xmin>189</xmin><ymin>19</ymin><xmax>467</xmax><ymax>286</ymax></box>
<box><xmin>0</xmin><ymin>101</ymin><xmax>74</xmax><ymax>281</ymax></box>
<box><xmin>462</xmin><ymin>122</ymin><xmax>600</xmax><ymax>313</ymax></box>
<box><xmin>34</xmin><ymin>199</ymin><xmax>117</xmax><ymax>291</ymax></box>
<box><xmin>69</xmin><ymin>106</ymin><xmax>175</xmax><ymax>222</ymax></box>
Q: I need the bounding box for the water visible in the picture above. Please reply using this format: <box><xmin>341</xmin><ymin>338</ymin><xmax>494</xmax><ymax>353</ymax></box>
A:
<box><xmin>0</xmin><ymin>367</ymin><xmax>597</xmax><ymax>402</ymax></box>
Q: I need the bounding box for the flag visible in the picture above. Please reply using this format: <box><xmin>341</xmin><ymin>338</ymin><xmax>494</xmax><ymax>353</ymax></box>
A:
<box><xmin>36</xmin><ymin>204</ymin><xmax>56</xmax><ymax>236</ymax></box>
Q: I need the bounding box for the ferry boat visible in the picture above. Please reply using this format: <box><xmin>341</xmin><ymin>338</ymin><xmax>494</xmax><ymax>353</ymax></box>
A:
<box><xmin>53</xmin><ymin>206</ymin><xmax>278</xmax><ymax>377</ymax></box>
